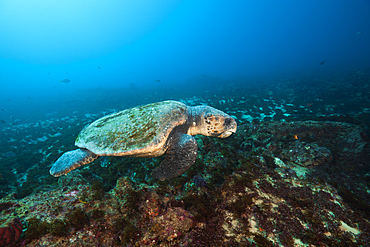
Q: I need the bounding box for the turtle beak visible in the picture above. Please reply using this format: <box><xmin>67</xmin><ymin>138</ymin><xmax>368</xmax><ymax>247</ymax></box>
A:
<box><xmin>220</xmin><ymin>118</ymin><xmax>237</xmax><ymax>138</ymax></box>
<box><xmin>219</xmin><ymin>130</ymin><xmax>233</xmax><ymax>138</ymax></box>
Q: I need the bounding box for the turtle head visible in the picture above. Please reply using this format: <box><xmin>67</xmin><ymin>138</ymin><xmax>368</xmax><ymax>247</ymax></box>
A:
<box><xmin>188</xmin><ymin>106</ymin><xmax>237</xmax><ymax>138</ymax></box>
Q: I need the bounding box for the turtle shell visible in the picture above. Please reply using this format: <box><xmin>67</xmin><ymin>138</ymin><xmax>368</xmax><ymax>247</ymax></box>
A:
<box><xmin>75</xmin><ymin>100</ymin><xmax>188</xmax><ymax>157</ymax></box>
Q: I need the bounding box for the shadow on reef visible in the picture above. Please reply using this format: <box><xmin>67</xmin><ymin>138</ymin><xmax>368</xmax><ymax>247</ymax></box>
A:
<box><xmin>0</xmin><ymin>120</ymin><xmax>370</xmax><ymax>246</ymax></box>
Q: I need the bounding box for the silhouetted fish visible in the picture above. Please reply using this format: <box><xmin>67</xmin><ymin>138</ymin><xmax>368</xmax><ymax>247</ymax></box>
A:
<box><xmin>319</xmin><ymin>61</ymin><xmax>325</xmax><ymax>65</ymax></box>
<box><xmin>0</xmin><ymin>119</ymin><xmax>5</xmax><ymax>124</ymax></box>
<box><xmin>154</xmin><ymin>79</ymin><xmax>161</xmax><ymax>82</ymax></box>
<box><xmin>60</xmin><ymin>79</ymin><xmax>71</xmax><ymax>83</ymax></box>
<box><xmin>129</xmin><ymin>83</ymin><xmax>136</xmax><ymax>88</ymax></box>
<box><xmin>4</xmin><ymin>151</ymin><xmax>15</xmax><ymax>158</ymax></box>
<box><xmin>356</xmin><ymin>31</ymin><xmax>364</xmax><ymax>36</ymax></box>
<box><xmin>98</xmin><ymin>66</ymin><xmax>101</xmax><ymax>69</ymax></box>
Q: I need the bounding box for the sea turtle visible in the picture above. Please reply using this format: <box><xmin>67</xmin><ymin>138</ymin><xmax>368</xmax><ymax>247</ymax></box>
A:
<box><xmin>50</xmin><ymin>100</ymin><xmax>237</xmax><ymax>181</ymax></box>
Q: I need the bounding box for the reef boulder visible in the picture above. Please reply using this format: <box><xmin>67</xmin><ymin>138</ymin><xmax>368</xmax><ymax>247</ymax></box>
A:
<box><xmin>0</xmin><ymin>217</ymin><xmax>23</xmax><ymax>246</ymax></box>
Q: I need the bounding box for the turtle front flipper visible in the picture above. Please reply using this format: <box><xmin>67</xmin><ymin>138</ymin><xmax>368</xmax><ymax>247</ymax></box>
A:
<box><xmin>152</xmin><ymin>132</ymin><xmax>198</xmax><ymax>181</ymax></box>
<box><xmin>50</xmin><ymin>149</ymin><xmax>98</xmax><ymax>177</ymax></box>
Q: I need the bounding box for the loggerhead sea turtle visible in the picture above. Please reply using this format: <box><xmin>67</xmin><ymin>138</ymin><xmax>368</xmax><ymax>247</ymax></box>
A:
<box><xmin>50</xmin><ymin>100</ymin><xmax>237</xmax><ymax>181</ymax></box>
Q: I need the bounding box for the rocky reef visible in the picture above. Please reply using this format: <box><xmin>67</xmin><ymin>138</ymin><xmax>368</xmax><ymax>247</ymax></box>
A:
<box><xmin>0</xmin><ymin>120</ymin><xmax>369</xmax><ymax>246</ymax></box>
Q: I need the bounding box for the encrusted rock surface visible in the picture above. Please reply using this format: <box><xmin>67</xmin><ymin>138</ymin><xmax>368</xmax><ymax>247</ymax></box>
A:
<box><xmin>0</xmin><ymin>120</ymin><xmax>369</xmax><ymax>246</ymax></box>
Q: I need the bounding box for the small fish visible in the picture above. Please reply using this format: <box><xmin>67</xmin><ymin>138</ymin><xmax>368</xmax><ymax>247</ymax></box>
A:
<box><xmin>50</xmin><ymin>133</ymin><xmax>62</xmax><ymax>137</ymax></box>
<box><xmin>0</xmin><ymin>119</ymin><xmax>5</xmax><ymax>124</ymax></box>
<box><xmin>60</xmin><ymin>79</ymin><xmax>71</xmax><ymax>83</ymax></box>
<box><xmin>4</xmin><ymin>151</ymin><xmax>15</xmax><ymax>158</ymax></box>
<box><xmin>154</xmin><ymin>79</ymin><xmax>161</xmax><ymax>82</ymax></box>
<box><xmin>319</xmin><ymin>61</ymin><xmax>325</xmax><ymax>65</ymax></box>
<box><xmin>1</xmin><ymin>108</ymin><xmax>4</xmax><ymax>112</ymax></box>
<box><xmin>356</xmin><ymin>31</ymin><xmax>364</xmax><ymax>36</ymax></box>
<box><xmin>13</xmin><ymin>119</ymin><xmax>22</xmax><ymax>125</ymax></box>
<box><xmin>98</xmin><ymin>66</ymin><xmax>101</xmax><ymax>69</ymax></box>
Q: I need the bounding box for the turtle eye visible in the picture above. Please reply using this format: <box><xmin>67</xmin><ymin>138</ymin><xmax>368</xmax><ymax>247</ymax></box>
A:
<box><xmin>224</xmin><ymin>118</ymin><xmax>231</xmax><ymax>125</ymax></box>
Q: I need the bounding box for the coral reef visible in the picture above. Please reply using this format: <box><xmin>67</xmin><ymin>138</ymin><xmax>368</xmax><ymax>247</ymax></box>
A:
<box><xmin>0</xmin><ymin>120</ymin><xmax>369</xmax><ymax>246</ymax></box>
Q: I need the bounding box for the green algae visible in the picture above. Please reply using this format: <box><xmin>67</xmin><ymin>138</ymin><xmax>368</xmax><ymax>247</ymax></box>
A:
<box><xmin>25</xmin><ymin>217</ymin><xmax>49</xmax><ymax>240</ymax></box>
<box><xmin>49</xmin><ymin>219</ymin><xmax>69</xmax><ymax>237</ymax></box>
<box><xmin>66</xmin><ymin>207</ymin><xmax>89</xmax><ymax>231</ymax></box>
<box><xmin>26</xmin><ymin>217</ymin><xmax>69</xmax><ymax>241</ymax></box>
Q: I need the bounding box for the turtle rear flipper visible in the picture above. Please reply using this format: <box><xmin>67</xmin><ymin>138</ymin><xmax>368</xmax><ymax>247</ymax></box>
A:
<box><xmin>50</xmin><ymin>149</ymin><xmax>98</xmax><ymax>177</ymax></box>
<box><xmin>152</xmin><ymin>132</ymin><xmax>198</xmax><ymax>181</ymax></box>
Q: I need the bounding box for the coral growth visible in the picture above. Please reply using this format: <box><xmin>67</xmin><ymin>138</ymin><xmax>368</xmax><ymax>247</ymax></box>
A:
<box><xmin>0</xmin><ymin>120</ymin><xmax>369</xmax><ymax>246</ymax></box>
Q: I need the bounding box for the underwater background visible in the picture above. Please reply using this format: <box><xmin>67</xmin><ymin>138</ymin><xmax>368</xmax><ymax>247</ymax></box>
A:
<box><xmin>1</xmin><ymin>0</ymin><xmax>370</xmax><ymax>246</ymax></box>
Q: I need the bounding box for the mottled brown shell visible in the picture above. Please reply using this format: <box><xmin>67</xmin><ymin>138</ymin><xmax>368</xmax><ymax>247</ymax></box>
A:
<box><xmin>75</xmin><ymin>101</ymin><xmax>188</xmax><ymax>156</ymax></box>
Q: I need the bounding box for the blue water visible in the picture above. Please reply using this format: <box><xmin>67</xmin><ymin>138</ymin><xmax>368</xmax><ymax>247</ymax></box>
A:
<box><xmin>0</xmin><ymin>1</ymin><xmax>370</xmax><ymax>198</ymax></box>
<box><xmin>1</xmin><ymin>1</ymin><xmax>369</xmax><ymax>92</ymax></box>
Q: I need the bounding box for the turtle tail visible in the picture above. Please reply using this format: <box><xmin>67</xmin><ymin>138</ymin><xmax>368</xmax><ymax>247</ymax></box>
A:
<box><xmin>50</xmin><ymin>149</ymin><xmax>98</xmax><ymax>177</ymax></box>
